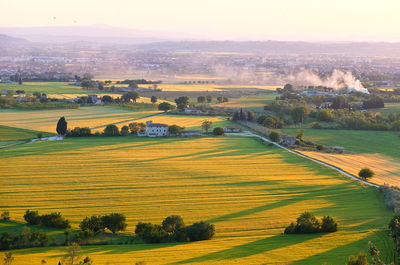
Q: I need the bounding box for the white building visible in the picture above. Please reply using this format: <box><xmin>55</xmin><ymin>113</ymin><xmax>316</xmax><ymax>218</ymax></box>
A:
<box><xmin>184</xmin><ymin>108</ymin><xmax>203</xmax><ymax>114</ymax></box>
<box><xmin>224</xmin><ymin>126</ymin><xmax>242</xmax><ymax>133</ymax></box>
<box><xmin>144</xmin><ymin>121</ymin><xmax>168</xmax><ymax>137</ymax></box>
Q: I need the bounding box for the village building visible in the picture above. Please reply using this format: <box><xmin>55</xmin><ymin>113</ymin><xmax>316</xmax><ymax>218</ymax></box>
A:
<box><xmin>224</xmin><ymin>126</ymin><xmax>242</xmax><ymax>133</ymax></box>
<box><xmin>184</xmin><ymin>108</ymin><xmax>203</xmax><ymax>114</ymax></box>
<box><xmin>144</xmin><ymin>120</ymin><xmax>168</xmax><ymax>137</ymax></box>
<box><xmin>280</xmin><ymin>135</ymin><xmax>296</xmax><ymax>146</ymax></box>
<box><xmin>181</xmin><ymin>130</ymin><xmax>201</xmax><ymax>137</ymax></box>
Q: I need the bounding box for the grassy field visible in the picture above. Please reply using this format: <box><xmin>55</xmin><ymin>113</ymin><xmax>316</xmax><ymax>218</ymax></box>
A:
<box><xmin>0</xmin><ymin>106</ymin><xmax>161</xmax><ymax>133</ymax></box>
<box><xmin>372</xmin><ymin>103</ymin><xmax>400</xmax><ymax>115</ymax></box>
<box><xmin>213</xmin><ymin>93</ymin><xmax>278</xmax><ymax>111</ymax></box>
<box><xmin>0</xmin><ymin>82</ymin><xmax>93</xmax><ymax>95</ymax></box>
<box><xmin>281</xmin><ymin>128</ymin><xmax>400</xmax><ymax>186</ymax></box>
<box><xmin>0</xmin><ymin>135</ymin><xmax>393</xmax><ymax>264</ymax></box>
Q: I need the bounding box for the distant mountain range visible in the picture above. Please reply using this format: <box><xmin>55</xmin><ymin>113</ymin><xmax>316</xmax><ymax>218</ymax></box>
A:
<box><xmin>1</xmin><ymin>25</ymin><xmax>400</xmax><ymax>56</ymax></box>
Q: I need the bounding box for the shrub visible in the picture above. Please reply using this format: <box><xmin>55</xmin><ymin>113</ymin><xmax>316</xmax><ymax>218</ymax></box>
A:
<box><xmin>162</xmin><ymin>215</ymin><xmax>186</xmax><ymax>242</ymax></box>
<box><xmin>358</xmin><ymin>168</ymin><xmax>374</xmax><ymax>180</ymax></box>
<box><xmin>269</xmin><ymin>131</ymin><xmax>280</xmax><ymax>143</ymax></box>
<box><xmin>186</xmin><ymin>221</ymin><xmax>215</xmax><ymax>241</ymax></box>
<box><xmin>316</xmin><ymin>109</ymin><xmax>334</xmax><ymax>122</ymax></box>
<box><xmin>321</xmin><ymin>216</ymin><xmax>338</xmax><ymax>232</ymax></box>
<box><xmin>310</xmin><ymin>122</ymin><xmax>322</xmax><ymax>129</ymax></box>
<box><xmin>1</xmin><ymin>211</ymin><xmax>10</xmax><ymax>221</ymax></box>
<box><xmin>213</xmin><ymin>127</ymin><xmax>224</xmax><ymax>136</ymax></box>
<box><xmin>120</xmin><ymin>125</ymin><xmax>130</xmax><ymax>136</ymax></box>
<box><xmin>104</xmin><ymin>125</ymin><xmax>120</xmax><ymax>136</ymax></box>
<box><xmin>346</xmin><ymin>252</ymin><xmax>369</xmax><ymax>265</ymax></box>
<box><xmin>40</xmin><ymin>212</ymin><xmax>70</xmax><ymax>229</ymax></box>
<box><xmin>80</xmin><ymin>216</ymin><xmax>105</xmax><ymax>234</ymax></box>
<box><xmin>135</xmin><ymin>222</ymin><xmax>168</xmax><ymax>243</ymax></box>
<box><xmin>284</xmin><ymin>212</ymin><xmax>337</xmax><ymax>234</ymax></box>
<box><xmin>102</xmin><ymin>213</ymin><xmax>127</xmax><ymax>234</ymax></box>
<box><xmin>24</xmin><ymin>210</ymin><xmax>41</xmax><ymax>225</ymax></box>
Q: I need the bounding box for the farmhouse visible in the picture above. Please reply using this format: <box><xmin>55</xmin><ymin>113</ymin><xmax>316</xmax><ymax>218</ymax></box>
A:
<box><xmin>224</xmin><ymin>126</ymin><xmax>242</xmax><ymax>133</ymax></box>
<box><xmin>184</xmin><ymin>108</ymin><xmax>203</xmax><ymax>114</ymax></box>
<box><xmin>144</xmin><ymin>120</ymin><xmax>168</xmax><ymax>137</ymax></box>
<box><xmin>280</xmin><ymin>135</ymin><xmax>296</xmax><ymax>146</ymax></box>
<box><xmin>181</xmin><ymin>130</ymin><xmax>201</xmax><ymax>137</ymax></box>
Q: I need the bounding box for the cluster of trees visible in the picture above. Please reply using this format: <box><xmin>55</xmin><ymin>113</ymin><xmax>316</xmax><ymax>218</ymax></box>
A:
<box><xmin>158</xmin><ymin>102</ymin><xmax>175</xmax><ymax>112</ymax></box>
<box><xmin>66</xmin><ymin>127</ymin><xmax>92</xmax><ymax>137</ymax></box>
<box><xmin>79</xmin><ymin>213</ymin><xmax>127</xmax><ymax>235</ymax></box>
<box><xmin>232</xmin><ymin>109</ymin><xmax>255</xmax><ymax>122</ymax></box>
<box><xmin>66</xmin><ymin>122</ymin><xmax>148</xmax><ymax>137</ymax></box>
<box><xmin>135</xmin><ymin>215</ymin><xmax>215</xmax><ymax>243</ymax></box>
<box><xmin>346</xmin><ymin>242</ymin><xmax>390</xmax><ymax>265</ymax></box>
<box><xmin>197</xmin><ymin>95</ymin><xmax>213</xmax><ymax>103</ymax></box>
<box><xmin>257</xmin><ymin>115</ymin><xmax>284</xmax><ymax>129</ymax></box>
<box><xmin>117</xmin><ymin>79</ymin><xmax>162</xmax><ymax>85</ymax></box>
<box><xmin>0</xmin><ymin>228</ymin><xmax>48</xmax><ymax>250</ymax></box>
<box><xmin>24</xmin><ymin>210</ymin><xmax>70</xmax><ymax>229</ymax></box>
<box><xmin>284</xmin><ymin>212</ymin><xmax>337</xmax><ymax>234</ymax></box>
<box><xmin>216</xmin><ymin>96</ymin><xmax>229</xmax><ymax>103</ymax></box>
<box><xmin>175</xmin><ymin>96</ymin><xmax>190</xmax><ymax>111</ymax></box>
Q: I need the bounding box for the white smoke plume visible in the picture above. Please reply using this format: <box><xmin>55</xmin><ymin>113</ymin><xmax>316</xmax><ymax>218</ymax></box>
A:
<box><xmin>289</xmin><ymin>69</ymin><xmax>369</xmax><ymax>94</ymax></box>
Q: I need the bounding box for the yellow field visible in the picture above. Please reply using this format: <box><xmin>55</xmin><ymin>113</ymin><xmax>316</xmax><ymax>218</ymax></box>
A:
<box><xmin>213</xmin><ymin>94</ymin><xmax>278</xmax><ymax>109</ymax></box>
<box><xmin>301</xmin><ymin>151</ymin><xmax>400</xmax><ymax>187</ymax></box>
<box><xmin>137</xmin><ymin>84</ymin><xmax>280</xmax><ymax>92</ymax></box>
<box><xmin>0</xmin><ymin>136</ymin><xmax>393</xmax><ymax>264</ymax></box>
<box><xmin>0</xmin><ymin>107</ymin><xmax>160</xmax><ymax>133</ymax></box>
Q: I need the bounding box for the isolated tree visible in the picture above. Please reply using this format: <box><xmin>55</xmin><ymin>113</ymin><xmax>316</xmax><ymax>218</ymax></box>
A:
<box><xmin>101</xmin><ymin>95</ymin><xmax>113</xmax><ymax>104</ymax></box>
<box><xmin>321</xmin><ymin>216</ymin><xmax>338</xmax><ymax>232</ymax></box>
<box><xmin>62</xmin><ymin>243</ymin><xmax>81</xmax><ymax>265</ymax></box>
<box><xmin>1</xmin><ymin>211</ymin><xmax>10</xmax><ymax>221</ymax></box>
<box><xmin>246</xmin><ymin>111</ymin><xmax>255</xmax><ymax>122</ymax></box>
<box><xmin>97</xmin><ymin>81</ymin><xmax>104</xmax><ymax>91</ymax></box>
<box><xmin>151</xmin><ymin>96</ymin><xmax>157</xmax><ymax>104</ymax></box>
<box><xmin>158</xmin><ymin>102</ymin><xmax>173</xmax><ymax>112</ymax></box>
<box><xmin>102</xmin><ymin>213</ymin><xmax>127</xmax><ymax>234</ymax></box>
<box><xmin>128</xmin><ymin>122</ymin><xmax>146</xmax><ymax>134</ymax></box>
<box><xmin>79</xmin><ymin>216</ymin><xmax>104</xmax><ymax>234</ymax></box>
<box><xmin>24</xmin><ymin>210</ymin><xmax>40</xmax><ymax>225</ymax></box>
<box><xmin>56</xmin><ymin>117</ymin><xmax>68</xmax><ymax>136</ymax></box>
<box><xmin>197</xmin><ymin>96</ymin><xmax>206</xmax><ymax>103</ymax></box>
<box><xmin>201</xmin><ymin>120</ymin><xmax>213</xmax><ymax>133</ymax></box>
<box><xmin>104</xmin><ymin>125</ymin><xmax>120</xmax><ymax>136</ymax></box>
<box><xmin>213</xmin><ymin>127</ymin><xmax>224</xmax><ymax>136</ymax></box>
<box><xmin>291</xmin><ymin>106</ymin><xmax>310</xmax><ymax>125</ymax></box>
<box><xmin>120</xmin><ymin>125</ymin><xmax>130</xmax><ymax>136</ymax></box>
<box><xmin>206</xmin><ymin>95</ymin><xmax>212</xmax><ymax>103</ymax></box>
<box><xmin>122</xmin><ymin>91</ymin><xmax>140</xmax><ymax>103</ymax></box>
<box><xmin>3</xmin><ymin>252</ymin><xmax>14</xmax><ymax>265</ymax></box>
<box><xmin>175</xmin><ymin>96</ymin><xmax>189</xmax><ymax>111</ymax></box>
<box><xmin>269</xmin><ymin>131</ymin><xmax>280</xmax><ymax>143</ymax></box>
<box><xmin>358</xmin><ymin>168</ymin><xmax>374</xmax><ymax>180</ymax></box>
<box><xmin>168</xmin><ymin>125</ymin><xmax>185</xmax><ymax>136</ymax></box>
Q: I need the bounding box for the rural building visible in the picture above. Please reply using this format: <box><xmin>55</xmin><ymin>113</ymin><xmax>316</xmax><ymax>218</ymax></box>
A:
<box><xmin>280</xmin><ymin>135</ymin><xmax>296</xmax><ymax>146</ymax></box>
<box><xmin>184</xmin><ymin>108</ymin><xmax>203</xmax><ymax>114</ymax></box>
<box><xmin>144</xmin><ymin>120</ymin><xmax>168</xmax><ymax>137</ymax></box>
<box><xmin>332</xmin><ymin>146</ymin><xmax>345</xmax><ymax>153</ymax></box>
<box><xmin>181</xmin><ymin>130</ymin><xmax>201</xmax><ymax>137</ymax></box>
<box><xmin>224</xmin><ymin>126</ymin><xmax>242</xmax><ymax>133</ymax></box>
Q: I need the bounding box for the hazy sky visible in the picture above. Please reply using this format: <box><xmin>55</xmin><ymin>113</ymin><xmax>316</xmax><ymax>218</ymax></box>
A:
<box><xmin>1</xmin><ymin>0</ymin><xmax>400</xmax><ymax>41</ymax></box>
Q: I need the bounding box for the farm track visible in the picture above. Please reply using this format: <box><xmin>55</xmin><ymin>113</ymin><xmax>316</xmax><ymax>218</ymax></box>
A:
<box><xmin>228</xmin><ymin>131</ymin><xmax>380</xmax><ymax>188</ymax></box>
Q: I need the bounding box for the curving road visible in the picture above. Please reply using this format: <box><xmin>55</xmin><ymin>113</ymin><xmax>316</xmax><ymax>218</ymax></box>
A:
<box><xmin>227</xmin><ymin>131</ymin><xmax>379</xmax><ymax>188</ymax></box>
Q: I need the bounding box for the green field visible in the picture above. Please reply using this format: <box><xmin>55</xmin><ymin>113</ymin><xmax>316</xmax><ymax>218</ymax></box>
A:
<box><xmin>280</xmin><ymin>128</ymin><xmax>400</xmax><ymax>160</ymax></box>
<box><xmin>0</xmin><ymin>82</ymin><xmax>94</xmax><ymax>95</ymax></box>
<box><xmin>372</xmin><ymin>103</ymin><xmax>400</xmax><ymax>115</ymax></box>
<box><xmin>0</xmin><ymin>135</ymin><xmax>393</xmax><ymax>264</ymax></box>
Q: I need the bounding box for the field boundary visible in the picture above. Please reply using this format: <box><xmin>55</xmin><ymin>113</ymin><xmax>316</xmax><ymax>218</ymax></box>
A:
<box><xmin>228</xmin><ymin>131</ymin><xmax>379</xmax><ymax>188</ymax></box>
<box><xmin>90</xmin><ymin>112</ymin><xmax>164</xmax><ymax>130</ymax></box>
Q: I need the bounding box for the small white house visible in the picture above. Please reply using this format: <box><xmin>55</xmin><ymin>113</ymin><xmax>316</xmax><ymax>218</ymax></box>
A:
<box><xmin>224</xmin><ymin>126</ymin><xmax>242</xmax><ymax>133</ymax></box>
<box><xmin>144</xmin><ymin>121</ymin><xmax>168</xmax><ymax>137</ymax></box>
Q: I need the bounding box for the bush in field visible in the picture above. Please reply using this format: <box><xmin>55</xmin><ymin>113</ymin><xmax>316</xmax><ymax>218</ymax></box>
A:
<box><xmin>101</xmin><ymin>213</ymin><xmax>127</xmax><ymax>234</ymax></box>
<box><xmin>135</xmin><ymin>222</ymin><xmax>169</xmax><ymax>243</ymax></box>
<box><xmin>23</xmin><ymin>210</ymin><xmax>70</xmax><ymax>229</ymax></box>
<box><xmin>321</xmin><ymin>216</ymin><xmax>338</xmax><ymax>232</ymax></box>
<box><xmin>269</xmin><ymin>131</ymin><xmax>280</xmax><ymax>143</ymax></box>
<box><xmin>284</xmin><ymin>212</ymin><xmax>337</xmax><ymax>234</ymax></box>
<box><xmin>120</xmin><ymin>125</ymin><xmax>130</xmax><ymax>136</ymax></box>
<box><xmin>213</xmin><ymin>127</ymin><xmax>224</xmax><ymax>136</ymax></box>
<box><xmin>186</xmin><ymin>221</ymin><xmax>215</xmax><ymax>241</ymax></box>
<box><xmin>1</xmin><ymin>211</ymin><xmax>10</xmax><ymax>221</ymax></box>
<box><xmin>104</xmin><ymin>125</ymin><xmax>120</xmax><ymax>136</ymax></box>
<box><xmin>358</xmin><ymin>168</ymin><xmax>374</xmax><ymax>180</ymax></box>
<box><xmin>23</xmin><ymin>210</ymin><xmax>41</xmax><ymax>225</ymax></box>
<box><xmin>79</xmin><ymin>216</ymin><xmax>105</xmax><ymax>234</ymax></box>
